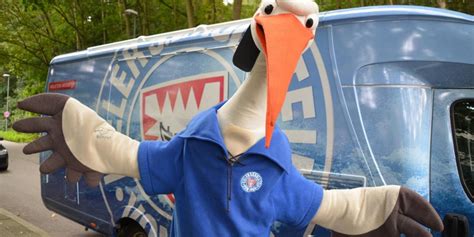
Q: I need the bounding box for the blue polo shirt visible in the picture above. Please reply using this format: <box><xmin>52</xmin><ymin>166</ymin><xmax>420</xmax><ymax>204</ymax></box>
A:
<box><xmin>138</xmin><ymin>102</ymin><xmax>323</xmax><ymax>236</ymax></box>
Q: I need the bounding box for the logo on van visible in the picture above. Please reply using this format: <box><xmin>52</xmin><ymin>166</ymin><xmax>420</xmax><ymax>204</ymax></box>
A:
<box><xmin>140</xmin><ymin>73</ymin><xmax>228</xmax><ymax>140</ymax></box>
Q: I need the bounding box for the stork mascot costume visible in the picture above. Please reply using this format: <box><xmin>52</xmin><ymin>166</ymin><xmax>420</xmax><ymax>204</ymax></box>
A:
<box><xmin>14</xmin><ymin>0</ymin><xmax>443</xmax><ymax>236</ymax></box>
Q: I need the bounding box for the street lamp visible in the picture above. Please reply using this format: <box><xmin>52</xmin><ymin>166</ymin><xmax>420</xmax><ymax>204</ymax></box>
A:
<box><xmin>2</xmin><ymin>73</ymin><xmax>10</xmax><ymax>131</ymax></box>
<box><xmin>124</xmin><ymin>9</ymin><xmax>138</xmax><ymax>38</ymax></box>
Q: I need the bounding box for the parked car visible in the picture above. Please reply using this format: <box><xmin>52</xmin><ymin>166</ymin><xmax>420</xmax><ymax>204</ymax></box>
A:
<box><xmin>0</xmin><ymin>138</ymin><xmax>8</xmax><ymax>171</ymax></box>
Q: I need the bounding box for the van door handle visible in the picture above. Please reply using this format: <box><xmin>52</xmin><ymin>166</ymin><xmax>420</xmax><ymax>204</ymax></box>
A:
<box><xmin>442</xmin><ymin>213</ymin><xmax>470</xmax><ymax>237</ymax></box>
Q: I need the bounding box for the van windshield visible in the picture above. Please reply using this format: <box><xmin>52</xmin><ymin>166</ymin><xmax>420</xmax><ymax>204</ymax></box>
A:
<box><xmin>452</xmin><ymin>100</ymin><xmax>474</xmax><ymax>200</ymax></box>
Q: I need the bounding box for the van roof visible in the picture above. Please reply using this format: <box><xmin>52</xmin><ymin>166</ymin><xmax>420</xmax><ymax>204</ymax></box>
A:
<box><xmin>50</xmin><ymin>5</ymin><xmax>473</xmax><ymax>64</ymax></box>
<box><xmin>319</xmin><ymin>5</ymin><xmax>473</xmax><ymax>24</ymax></box>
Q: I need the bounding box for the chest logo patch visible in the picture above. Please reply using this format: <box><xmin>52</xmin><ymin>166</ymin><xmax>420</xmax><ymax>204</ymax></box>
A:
<box><xmin>240</xmin><ymin>172</ymin><xmax>263</xmax><ymax>192</ymax></box>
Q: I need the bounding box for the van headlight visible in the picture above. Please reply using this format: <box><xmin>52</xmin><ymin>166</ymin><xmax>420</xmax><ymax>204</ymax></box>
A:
<box><xmin>0</xmin><ymin>149</ymin><xmax>7</xmax><ymax>155</ymax></box>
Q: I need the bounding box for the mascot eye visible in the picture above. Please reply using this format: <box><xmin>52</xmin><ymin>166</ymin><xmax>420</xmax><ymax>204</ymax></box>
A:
<box><xmin>264</xmin><ymin>5</ymin><xmax>274</xmax><ymax>15</ymax></box>
<box><xmin>305</xmin><ymin>18</ymin><xmax>314</xmax><ymax>28</ymax></box>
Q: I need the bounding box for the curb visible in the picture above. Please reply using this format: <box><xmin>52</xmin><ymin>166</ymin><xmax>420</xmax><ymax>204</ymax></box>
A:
<box><xmin>0</xmin><ymin>208</ymin><xmax>49</xmax><ymax>237</ymax></box>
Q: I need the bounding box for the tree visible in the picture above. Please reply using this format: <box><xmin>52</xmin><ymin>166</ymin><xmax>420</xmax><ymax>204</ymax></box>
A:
<box><xmin>0</xmin><ymin>0</ymin><xmax>472</xmax><ymax>132</ymax></box>
<box><xmin>185</xmin><ymin>0</ymin><xmax>195</xmax><ymax>27</ymax></box>
<box><xmin>437</xmin><ymin>0</ymin><xmax>447</xmax><ymax>8</ymax></box>
<box><xmin>233</xmin><ymin>0</ymin><xmax>243</xmax><ymax>20</ymax></box>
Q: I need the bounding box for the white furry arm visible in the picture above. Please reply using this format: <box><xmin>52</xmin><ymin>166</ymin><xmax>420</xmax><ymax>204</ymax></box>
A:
<box><xmin>312</xmin><ymin>186</ymin><xmax>400</xmax><ymax>235</ymax></box>
<box><xmin>63</xmin><ymin>98</ymin><xmax>140</xmax><ymax>178</ymax></box>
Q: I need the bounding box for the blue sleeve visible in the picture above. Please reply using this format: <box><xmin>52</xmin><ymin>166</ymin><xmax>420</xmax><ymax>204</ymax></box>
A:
<box><xmin>272</xmin><ymin>167</ymin><xmax>323</xmax><ymax>229</ymax></box>
<box><xmin>137</xmin><ymin>136</ymin><xmax>184</xmax><ymax>195</ymax></box>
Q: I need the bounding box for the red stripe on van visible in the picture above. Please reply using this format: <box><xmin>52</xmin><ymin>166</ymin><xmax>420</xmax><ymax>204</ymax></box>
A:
<box><xmin>48</xmin><ymin>80</ymin><xmax>76</xmax><ymax>91</ymax></box>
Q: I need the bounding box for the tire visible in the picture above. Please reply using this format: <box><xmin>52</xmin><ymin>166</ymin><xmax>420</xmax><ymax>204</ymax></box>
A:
<box><xmin>0</xmin><ymin>158</ymin><xmax>7</xmax><ymax>171</ymax></box>
<box><xmin>117</xmin><ymin>220</ymin><xmax>146</xmax><ymax>237</ymax></box>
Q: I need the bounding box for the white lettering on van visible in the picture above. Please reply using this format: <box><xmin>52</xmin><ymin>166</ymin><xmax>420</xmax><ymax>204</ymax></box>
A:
<box><xmin>149</xmin><ymin>44</ymin><xmax>164</xmax><ymax>56</ymax></box>
<box><xmin>102</xmin><ymin>98</ymin><xmax>127</xmax><ymax>131</ymax></box>
<box><xmin>102</xmin><ymin>99</ymin><xmax>127</xmax><ymax>118</ymax></box>
<box><xmin>120</xmin><ymin>191</ymin><xmax>160</xmax><ymax>236</ymax></box>
<box><xmin>291</xmin><ymin>154</ymin><xmax>315</xmax><ymax>172</ymax></box>
<box><xmin>281</xmin><ymin>86</ymin><xmax>315</xmax><ymax>121</ymax></box>
<box><xmin>123</xmin><ymin>47</ymin><xmax>148</xmax><ymax>77</ymax></box>
<box><xmin>283</xmin><ymin>129</ymin><xmax>317</xmax><ymax>144</ymax></box>
<box><xmin>296</xmin><ymin>57</ymin><xmax>309</xmax><ymax>81</ymax></box>
<box><xmin>282</xmin><ymin>85</ymin><xmax>317</xmax><ymax>171</ymax></box>
<box><xmin>101</xmin><ymin>64</ymin><xmax>130</xmax><ymax>132</ymax></box>
<box><xmin>110</xmin><ymin>65</ymin><xmax>134</xmax><ymax>98</ymax></box>
<box><xmin>102</xmin><ymin>46</ymin><xmax>149</xmax><ymax>132</ymax></box>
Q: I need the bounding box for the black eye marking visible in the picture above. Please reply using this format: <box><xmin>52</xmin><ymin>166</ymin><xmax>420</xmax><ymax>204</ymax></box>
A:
<box><xmin>306</xmin><ymin>18</ymin><xmax>314</xmax><ymax>28</ymax></box>
<box><xmin>264</xmin><ymin>5</ymin><xmax>274</xmax><ymax>15</ymax></box>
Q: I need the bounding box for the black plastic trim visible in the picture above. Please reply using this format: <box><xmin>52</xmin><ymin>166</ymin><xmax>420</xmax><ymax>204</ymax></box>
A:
<box><xmin>450</xmin><ymin>99</ymin><xmax>474</xmax><ymax>203</ymax></box>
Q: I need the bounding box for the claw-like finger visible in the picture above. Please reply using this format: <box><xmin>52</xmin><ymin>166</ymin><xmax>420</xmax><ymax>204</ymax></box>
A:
<box><xmin>17</xmin><ymin>93</ymin><xmax>69</xmax><ymax>115</ymax></box>
<box><xmin>84</xmin><ymin>172</ymin><xmax>103</xmax><ymax>187</ymax></box>
<box><xmin>66</xmin><ymin>168</ymin><xmax>82</xmax><ymax>183</ymax></box>
<box><xmin>398</xmin><ymin>214</ymin><xmax>432</xmax><ymax>237</ymax></box>
<box><xmin>398</xmin><ymin>187</ymin><xmax>444</xmax><ymax>232</ymax></box>
<box><xmin>23</xmin><ymin>135</ymin><xmax>53</xmax><ymax>154</ymax></box>
<box><xmin>13</xmin><ymin>117</ymin><xmax>55</xmax><ymax>133</ymax></box>
<box><xmin>40</xmin><ymin>152</ymin><xmax>66</xmax><ymax>174</ymax></box>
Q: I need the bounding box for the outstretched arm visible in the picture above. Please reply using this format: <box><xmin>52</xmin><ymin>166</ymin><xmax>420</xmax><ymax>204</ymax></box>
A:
<box><xmin>310</xmin><ymin>186</ymin><xmax>444</xmax><ymax>237</ymax></box>
<box><xmin>13</xmin><ymin>93</ymin><xmax>140</xmax><ymax>186</ymax></box>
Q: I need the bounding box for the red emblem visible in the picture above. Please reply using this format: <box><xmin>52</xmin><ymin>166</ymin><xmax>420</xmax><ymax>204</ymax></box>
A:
<box><xmin>141</xmin><ymin>73</ymin><xmax>228</xmax><ymax>140</ymax></box>
<box><xmin>247</xmin><ymin>178</ymin><xmax>257</xmax><ymax>188</ymax></box>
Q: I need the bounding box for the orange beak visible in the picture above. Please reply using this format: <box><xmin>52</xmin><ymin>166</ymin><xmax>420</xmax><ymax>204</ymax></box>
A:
<box><xmin>255</xmin><ymin>14</ymin><xmax>314</xmax><ymax>147</ymax></box>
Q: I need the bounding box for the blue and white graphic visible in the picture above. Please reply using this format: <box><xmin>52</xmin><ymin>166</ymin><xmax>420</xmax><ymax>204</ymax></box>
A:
<box><xmin>240</xmin><ymin>172</ymin><xmax>263</xmax><ymax>192</ymax></box>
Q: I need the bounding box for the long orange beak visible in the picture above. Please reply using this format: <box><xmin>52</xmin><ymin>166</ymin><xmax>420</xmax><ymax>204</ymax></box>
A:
<box><xmin>255</xmin><ymin>14</ymin><xmax>314</xmax><ymax>147</ymax></box>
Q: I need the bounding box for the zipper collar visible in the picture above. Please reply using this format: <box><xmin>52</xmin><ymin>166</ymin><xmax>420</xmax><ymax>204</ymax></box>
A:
<box><xmin>178</xmin><ymin>101</ymin><xmax>292</xmax><ymax>173</ymax></box>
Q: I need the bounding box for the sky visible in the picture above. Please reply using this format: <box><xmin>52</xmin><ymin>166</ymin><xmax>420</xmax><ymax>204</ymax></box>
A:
<box><xmin>223</xmin><ymin>0</ymin><xmax>234</xmax><ymax>5</ymax></box>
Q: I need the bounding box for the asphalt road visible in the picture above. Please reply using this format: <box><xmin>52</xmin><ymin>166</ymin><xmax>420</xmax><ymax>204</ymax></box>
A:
<box><xmin>0</xmin><ymin>141</ymin><xmax>104</xmax><ymax>237</ymax></box>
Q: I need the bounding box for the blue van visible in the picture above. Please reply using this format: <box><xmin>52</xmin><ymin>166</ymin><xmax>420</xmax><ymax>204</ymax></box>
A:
<box><xmin>41</xmin><ymin>6</ymin><xmax>474</xmax><ymax>237</ymax></box>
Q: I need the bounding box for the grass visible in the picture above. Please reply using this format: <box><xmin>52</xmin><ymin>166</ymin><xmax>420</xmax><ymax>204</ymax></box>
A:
<box><xmin>0</xmin><ymin>129</ymin><xmax>39</xmax><ymax>143</ymax></box>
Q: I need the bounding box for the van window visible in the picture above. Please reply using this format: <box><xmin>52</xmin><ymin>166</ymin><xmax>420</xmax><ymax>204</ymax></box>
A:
<box><xmin>452</xmin><ymin>100</ymin><xmax>474</xmax><ymax>201</ymax></box>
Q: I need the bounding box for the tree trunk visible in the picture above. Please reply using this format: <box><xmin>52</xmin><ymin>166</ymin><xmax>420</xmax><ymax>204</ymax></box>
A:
<box><xmin>142</xmin><ymin>0</ymin><xmax>150</xmax><ymax>35</ymax></box>
<box><xmin>72</xmin><ymin>1</ymin><xmax>82</xmax><ymax>50</ymax></box>
<box><xmin>75</xmin><ymin>0</ymin><xmax>85</xmax><ymax>45</ymax></box>
<box><xmin>185</xmin><ymin>0</ymin><xmax>195</xmax><ymax>28</ymax></box>
<box><xmin>101</xmin><ymin>0</ymin><xmax>107</xmax><ymax>43</ymax></box>
<box><xmin>38</xmin><ymin>4</ymin><xmax>59</xmax><ymax>54</ymax></box>
<box><xmin>173</xmin><ymin>0</ymin><xmax>177</xmax><ymax>28</ymax></box>
<box><xmin>233</xmin><ymin>0</ymin><xmax>243</xmax><ymax>20</ymax></box>
<box><xmin>212</xmin><ymin>0</ymin><xmax>216</xmax><ymax>23</ymax></box>
<box><xmin>437</xmin><ymin>0</ymin><xmax>447</xmax><ymax>8</ymax></box>
<box><xmin>118</xmin><ymin>0</ymin><xmax>131</xmax><ymax>38</ymax></box>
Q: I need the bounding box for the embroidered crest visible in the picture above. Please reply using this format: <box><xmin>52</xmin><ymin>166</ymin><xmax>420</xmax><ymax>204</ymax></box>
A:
<box><xmin>240</xmin><ymin>172</ymin><xmax>263</xmax><ymax>192</ymax></box>
<box><xmin>94</xmin><ymin>125</ymin><xmax>114</xmax><ymax>139</ymax></box>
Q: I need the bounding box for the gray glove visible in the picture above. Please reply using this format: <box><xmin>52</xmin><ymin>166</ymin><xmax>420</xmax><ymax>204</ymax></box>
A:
<box><xmin>13</xmin><ymin>93</ymin><xmax>104</xmax><ymax>186</ymax></box>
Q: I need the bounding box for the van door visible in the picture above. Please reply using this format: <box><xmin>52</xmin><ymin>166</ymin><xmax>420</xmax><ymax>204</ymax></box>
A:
<box><xmin>431</xmin><ymin>89</ymin><xmax>474</xmax><ymax>237</ymax></box>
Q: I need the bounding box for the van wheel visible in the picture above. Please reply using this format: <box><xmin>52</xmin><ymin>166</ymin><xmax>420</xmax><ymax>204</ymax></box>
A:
<box><xmin>117</xmin><ymin>220</ymin><xmax>146</xmax><ymax>237</ymax></box>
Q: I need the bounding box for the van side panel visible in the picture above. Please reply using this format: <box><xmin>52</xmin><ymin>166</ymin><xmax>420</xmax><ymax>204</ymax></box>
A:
<box><xmin>43</xmin><ymin>56</ymin><xmax>118</xmax><ymax>235</ymax></box>
<box><xmin>42</xmin><ymin>7</ymin><xmax>474</xmax><ymax>237</ymax></box>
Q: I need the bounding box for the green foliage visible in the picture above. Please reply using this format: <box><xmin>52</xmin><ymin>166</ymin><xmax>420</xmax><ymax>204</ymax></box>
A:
<box><xmin>0</xmin><ymin>0</ymin><xmax>471</xmax><ymax>132</ymax></box>
<box><xmin>0</xmin><ymin>129</ymin><xmax>39</xmax><ymax>143</ymax></box>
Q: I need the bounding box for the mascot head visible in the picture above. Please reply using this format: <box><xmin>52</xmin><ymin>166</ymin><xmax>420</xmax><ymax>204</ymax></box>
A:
<box><xmin>233</xmin><ymin>0</ymin><xmax>319</xmax><ymax>147</ymax></box>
